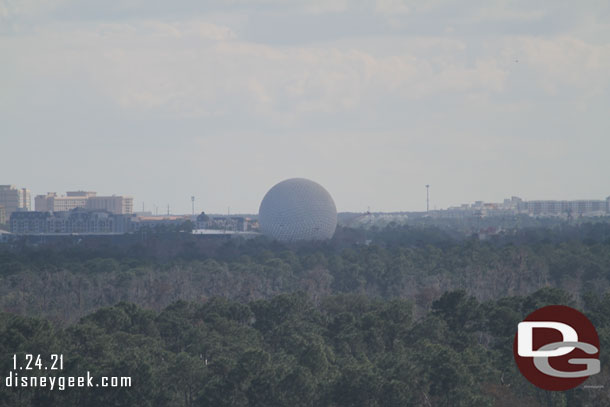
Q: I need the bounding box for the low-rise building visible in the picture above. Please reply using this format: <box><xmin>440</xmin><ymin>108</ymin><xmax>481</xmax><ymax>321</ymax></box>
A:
<box><xmin>203</xmin><ymin>216</ymin><xmax>250</xmax><ymax>231</ymax></box>
<box><xmin>196</xmin><ymin>212</ymin><xmax>210</xmax><ymax>229</ymax></box>
<box><xmin>10</xmin><ymin>209</ymin><xmax>133</xmax><ymax>234</ymax></box>
<box><xmin>131</xmin><ymin>215</ymin><xmax>191</xmax><ymax>230</ymax></box>
<box><xmin>0</xmin><ymin>230</ymin><xmax>11</xmax><ymax>242</ymax></box>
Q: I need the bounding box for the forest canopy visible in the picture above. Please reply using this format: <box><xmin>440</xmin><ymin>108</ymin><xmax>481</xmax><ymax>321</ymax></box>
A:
<box><xmin>1</xmin><ymin>222</ymin><xmax>610</xmax><ymax>406</ymax></box>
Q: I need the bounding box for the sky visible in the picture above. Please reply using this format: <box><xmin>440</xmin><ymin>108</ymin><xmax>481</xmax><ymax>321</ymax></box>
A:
<box><xmin>2</xmin><ymin>0</ymin><xmax>610</xmax><ymax>214</ymax></box>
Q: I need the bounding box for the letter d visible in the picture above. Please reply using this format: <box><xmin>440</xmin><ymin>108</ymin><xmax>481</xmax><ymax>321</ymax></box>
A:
<box><xmin>518</xmin><ymin>321</ymin><xmax>577</xmax><ymax>357</ymax></box>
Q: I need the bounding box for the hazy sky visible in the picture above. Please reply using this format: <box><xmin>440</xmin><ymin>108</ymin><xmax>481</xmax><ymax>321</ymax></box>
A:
<box><xmin>2</xmin><ymin>1</ymin><xmax>609</xmax><ymax>214</ymax></box>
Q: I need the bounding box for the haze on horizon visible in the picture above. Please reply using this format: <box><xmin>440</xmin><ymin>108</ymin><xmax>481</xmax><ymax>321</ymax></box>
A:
<box><xmin>2</xmin><ymin>1</ymin><xmax>609</xmax><ymax>214</ymax></box>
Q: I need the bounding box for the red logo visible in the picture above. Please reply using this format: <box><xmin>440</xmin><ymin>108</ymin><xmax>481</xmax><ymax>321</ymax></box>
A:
<box><xmin>513</xmin><ymin>305</ymin><xmax>600</xmax><ymax>391</ymax></box>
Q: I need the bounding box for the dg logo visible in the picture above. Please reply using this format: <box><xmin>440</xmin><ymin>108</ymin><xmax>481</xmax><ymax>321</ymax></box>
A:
<box><xmin>513</xmin><ymin>305</ymin><xmax>600</xmax><ymax>391</ymax></box>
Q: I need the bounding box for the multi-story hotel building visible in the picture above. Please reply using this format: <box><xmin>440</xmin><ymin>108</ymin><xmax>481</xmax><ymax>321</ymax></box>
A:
<box><xmin>86</xmin><ymin>195</ymin><xmax>134</xmax><ymax>214</ymax></box>
<box><xmin>35</xmin><ymin>192</ymin><xmax>92</xmax><ymax>212</ymax></box>
<box><xmin>446</xmin><ymin>196</ymin><xmax>610</xmax><ymax>218</ymax></box>
<box><xmin>35</xmin><ymin>191</ymin><xmax>133</xmax><ymax>214</ymax></box>
<box><xmin>0</xmin><ymin>185</ymin><xmax>31</xmax><ymax>217</ymax></box>
<box><xmin>518</xmin><ymin>199</ymin><xmax>609</xmax><ymax>216</ymax></box>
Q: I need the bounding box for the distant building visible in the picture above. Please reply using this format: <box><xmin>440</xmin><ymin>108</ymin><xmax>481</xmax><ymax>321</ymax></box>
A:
<box><xmin>443</xmin><ymin>196</ymin><xmax>610</xmax><ymax>218</ymax></box>
<box><xmin>86</xmin><ymin>195</ymin><xmax>134</xmax><ymax>214</ymax></box>
<box><xmin>233</xmin><ymin>217</ymin><xmax>248</xmax><ymax>232</ymax></box>
<box><xmin>10</xmin><ymin>211</ymin><xmax>50</xmax><ymax>234</ymax></box>
<box><xmin>192</xmin><ymin>229</ymin><xmax>260</xmax><ymax>239</ymax></box>
<box><xmin>204</xmin><ymin>216</ymin><xmax>249</xmax><ymax>231</ymax></box>
<box><xmin>35</xmin><ymin>192</ymin><xmax>89</xmax><ymax>212</ymax></box>
<box><xmin>35</xmin><ymin>191</ymin><xmax>133</xmax><ymax>214</ymax></box>
<box><xmin>196</xmin><ymin>212</ymin><xmax>210</xmax><ymax>229</ymax></box>
<box><xmin>0</xmin><ymin>230</ymin><xmax>11</xmax><ymax>242</ymax></box>
<box><xmin>248</xmin><ymin>219</ymin><xmax>259</xmax><ymax>231</ymax></box>
<box><xmin>10</xmin><ymin>209</ymin><xmax>133</xmax><ymax>235</ymax></box>
<box><xmin>518</xmin><ymin>199</ymin><xmax>607</xmax><ymax>216</ymax></box>
<box><xmin>67</xmin><ymin>191</ymin><xmax>96</xmax><ymax>197</ymax></box>
<box><xmin>0</xmin><ymin>206</ymin><xmax>5</xmax><ymax>225</ymax></box>
<box><xmin>131</xmin><ymin>215</ymin><xmax>191</xmax><ymax>230</ymax></box>
<box><xmin>193</xmin><ymin>213</ymin><xmax>251</xmax><ymax>232</ymax></box>
<box><xmin>0</xmin><ymin>185</ymin><xmax>31</xmax><ymax>217</ymax></box>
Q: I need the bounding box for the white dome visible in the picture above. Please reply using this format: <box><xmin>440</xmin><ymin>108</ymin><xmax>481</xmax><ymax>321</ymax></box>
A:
<box><xmin>258</xmin><ymin>178</ymin><xmax>337</xmax><ymax>242</ymax></box>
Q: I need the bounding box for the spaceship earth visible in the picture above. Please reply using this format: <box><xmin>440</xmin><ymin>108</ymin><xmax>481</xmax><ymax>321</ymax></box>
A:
<box><xmin>258</xmin><ymin>178</ymin><xmax>337</xmax><ymax>242</ymax></box>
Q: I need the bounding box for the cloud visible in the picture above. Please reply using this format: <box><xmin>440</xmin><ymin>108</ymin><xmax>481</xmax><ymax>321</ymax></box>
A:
<box><xmin>470</xmin><ymin>4</ymin><xmax>546</xmax><ymax>23</ymax></box>
<box><xmin>0</xmin><ymin>0</ymin><xmax>67</xmax><ymax>20</ymax></box>
<box><xmin>375</xmin><ymin>0</ymin><xmax>410</xmax><ymax>15</ymax></box>
<box><xmin>2</xmin><ymin>0</ymin><xmax>609</xmax><ymax>212</ymax></box>
<box><xmin>1</xmin><ymin>18</ymin><xmax>513</xmax><ymax>125</ymax></box>
<box><xmin>511</xmin><ymin>36</ymin><xmax>610</xmax><ymax>95</ymax></box>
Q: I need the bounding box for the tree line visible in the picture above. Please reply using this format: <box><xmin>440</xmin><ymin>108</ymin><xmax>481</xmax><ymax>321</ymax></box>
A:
<box><xmin>1</xmin><ymin>223</ymin><xmax>610</xmax><ymax>323</ymax></box>
<box><xmin>0</xmin><ymin>288</ymin><xmax>609</xmax><ymax>406</ymax></box>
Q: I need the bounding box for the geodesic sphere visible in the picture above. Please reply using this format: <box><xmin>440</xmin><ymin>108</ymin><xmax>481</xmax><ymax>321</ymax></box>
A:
<box><xmin>258</xmin><ymin>178</ymin><xmax>337</xmax><ymax>242</ymax></box>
